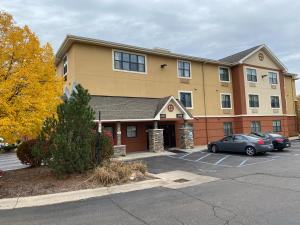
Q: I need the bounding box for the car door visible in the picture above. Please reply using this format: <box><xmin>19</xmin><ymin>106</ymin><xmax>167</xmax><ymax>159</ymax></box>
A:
<box><xmin>219</xmin><ymin>136</ymin><xmax>234</xmax><ymax>152</ymax></box>
<box><xmin>233</xmin><ymin>135</ymin><xmax>248</xmax><ymax>152</ymax></box>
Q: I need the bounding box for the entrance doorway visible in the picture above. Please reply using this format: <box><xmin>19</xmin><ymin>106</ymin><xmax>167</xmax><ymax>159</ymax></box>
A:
<box><xmin>159</xmin><ymin>124</ymin><xmax>176</xmax><ymax>148</ymax></box>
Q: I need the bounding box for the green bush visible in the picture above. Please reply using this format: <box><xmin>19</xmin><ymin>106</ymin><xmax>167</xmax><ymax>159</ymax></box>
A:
<box><xmin>17</xmin><ymin>140</ymin><xmax>41</xmax><ymax>167</ymax></box>
<box><xmin>99</xmin><ymin>131</ymin><xmax>114</xmax><ymax>162</ymax></box>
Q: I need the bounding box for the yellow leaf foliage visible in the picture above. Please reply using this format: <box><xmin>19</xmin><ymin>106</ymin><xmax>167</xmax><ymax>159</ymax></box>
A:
<box><xmin>0</xmin><ymin>12</ymin><xmax>63</xmax><ymax>143</ymax></box>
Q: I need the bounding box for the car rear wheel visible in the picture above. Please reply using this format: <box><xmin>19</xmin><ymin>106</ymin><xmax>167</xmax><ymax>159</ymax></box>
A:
<box><xmin>245</xmin><ymin>146</ymin><xmax>256</xmax><ymax>156</ymax></box>
<box><xmin>211</xmin><ymin>145</ymin><xmax>218</xmax><ymax>153</ymax></box>
<box><xmin>277</xmin><ymin>147</ymin><xmax>284</xmax><ymax>151</ymax></box>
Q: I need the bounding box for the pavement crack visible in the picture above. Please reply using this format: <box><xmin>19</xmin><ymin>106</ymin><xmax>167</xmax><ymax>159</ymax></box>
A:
<box><xmin>12</xmin><ymin>196</ymin><xmax>19</xmax><ymax>209</ymax></box>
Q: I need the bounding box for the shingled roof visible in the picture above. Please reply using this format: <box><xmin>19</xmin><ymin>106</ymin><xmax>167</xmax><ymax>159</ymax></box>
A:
<box><xmin>89</xmin><ymin>95</ymin><xmax>193</xmax><ymax>121</ymax></box>
<box><xmin>219</xmin><ymin>45</ymin><xmax>262</xmax><ymax>63</ymax></box>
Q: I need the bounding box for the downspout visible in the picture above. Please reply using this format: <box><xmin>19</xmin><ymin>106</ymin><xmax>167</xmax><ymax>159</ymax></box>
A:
<box><xmin>201</xmin><ymin>62</ymin><xmax>209</xmax><ymax>144</ymax></box>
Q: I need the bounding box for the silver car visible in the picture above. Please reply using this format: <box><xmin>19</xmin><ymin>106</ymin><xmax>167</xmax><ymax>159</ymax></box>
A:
<box><xmin>207</xmin><ymin>134</ymin><xmax>274</xmax><ymax>156</ymax></box>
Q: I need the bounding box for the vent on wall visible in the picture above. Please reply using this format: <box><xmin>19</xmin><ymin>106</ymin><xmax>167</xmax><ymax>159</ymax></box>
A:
<box><xmin>221</xmin><ymin>82</ymin><xmax>229</xmax><ymax>87</ymax></box>
<box><xmin>273</xmin><ymin>109</ymin><xmax>279</xmax><ymax>113</ymax></box>
<box><xmin>222</xmin><ymin>109</ymin><xmax>231</xmax><ymax>114</ymax></box>
<box><xmin>271</xmin><ymin>84</ymin><xmax>277</xmax><ymax>89</ymax></box>
<box><xmin>249</xmin><ymin>82</ymin><xmax>256</xmax><ymax>87</ymax></box>
<box><xmin>251</xmin><ymin>108</ymin><xmax>258</xmax><ymax>113</ymax></box>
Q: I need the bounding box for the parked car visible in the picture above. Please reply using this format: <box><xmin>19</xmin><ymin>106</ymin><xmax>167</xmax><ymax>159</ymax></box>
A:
<box><xmin>207</xmin><ymin>134</ymin><xmax>273</xmax><ymax>156</ymax></box>
<box><xmin>251</xmin><ymin>132</ymin><xmax>291</xmax><ymax>151</ymax></box>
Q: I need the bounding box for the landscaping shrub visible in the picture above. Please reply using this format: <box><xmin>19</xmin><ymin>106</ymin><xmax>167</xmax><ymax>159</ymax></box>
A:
<box><xmin>17</xmin><ymin>140</ymin><xmax>41</xmax><ymax>167</ymax></box>
<box><xmin>99</xmin><ymin>131</ymin><xmax>114</xmax><ymax>162</ymax></box>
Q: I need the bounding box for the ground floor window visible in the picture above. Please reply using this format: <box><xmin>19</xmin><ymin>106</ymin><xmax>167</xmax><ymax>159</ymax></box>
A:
<box><xmin>251</xmin><ymin>121</ymin><xmax>261</xmax><ymax>132</ymax></box>
<box><xmin>223</xmin><ymin>122</ymin><xmax>233</xmax><ymax>136</ymax></box>
<box><xmin>272</xmin><ymin>120</ymin><xmax>281</xmax><ymax>132</ymax></box>
<box><xmin>126</xmin><ymin>125</ymin><xmax>137</xmax><ymax>138</ymax></box>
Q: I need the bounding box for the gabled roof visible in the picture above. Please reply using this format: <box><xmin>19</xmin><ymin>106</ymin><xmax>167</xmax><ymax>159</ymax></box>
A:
<box><xmin>89</xmin><ymin>95</ymin><xmax>193</xmax><ymax>122</ymax></box>
<box><xmin>220</xmin><ymin>44</ymin><xmax>287</xmax><ymax>71</ymax></box>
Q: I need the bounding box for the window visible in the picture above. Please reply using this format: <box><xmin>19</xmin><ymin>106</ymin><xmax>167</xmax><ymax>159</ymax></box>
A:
<box><xmin>179</xmin><ymin>92</ymin><xmax>192</xmax><ymax>108</ymax></box>
<box><xmin>268</xmin><ymin>72</ymin><xmax>278</xmax><ymax>84</ymax></box>
<box><xmin>222</xmin><ymin>136</ymin><xmax>233</xmax><ymax>142</ymax></box>
<box><xmin>223</xmin><ymin>122</ymin><xmax>233</xmax><ymax>136</ymax></box>
<box><xmin>251</xmin><ymin>121</ymin><xmax>261</xmax><ymax>132</ymax></box>
<box><xmin>63</xmin><ymin>56</ymin><xmax>68</xmax><ymax>75</ymax></box>
<box><xmin>114</xmin><ymin>51</ymin><xmax>145</xmax><ymax>73</ymax></box>
<box><xmin>271</xmin><ymin>96</ymin><xmax>280</xmax><ymax>108</ymax></box>
<box><xmin>219</xmin><ymin>67</ymin><xmax>230</xmax><ymax>82</ymax></box>
<box><xmin>272</xmin><ymin>120</ymin><xmax>281</xmax><ymax>132</ymax></box>
<box><xmin>247</xmin><ymin>68</ymin><xmax>257</xmax><ymax>82</ymax></box>
<box><xmin>221</xmin><ymin>94</ymin><xmax>231</xmax><ymax>109</ymax></box>
<box><xmin>234</xmin><ymin>135</ymin><xmax>248</xmax><ymax>142</ymax></box>
<box><xmin>126</xmin><ymin>126</ymin><xmax>137</xmax><ymax>138</ymax></box>
<box><xmin>249</xmin><ymin>94</ymin><xmax>259</xmax><ymax>107</ymax></box>
<box><xmin>178</xmin><ymin>61</ymin><xmax>191</xmax><ymax>78</ymax></box>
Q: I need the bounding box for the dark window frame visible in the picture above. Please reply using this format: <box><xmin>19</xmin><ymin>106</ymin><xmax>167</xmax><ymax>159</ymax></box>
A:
<box><xmin>126</xmin><ymin>125</ymin><xmax>137</xmax><ymax>138</ymax></box>
<box><xmin>268</xmin><ymin>72</ymin><xmax>278</xmax><ymax>84</ymax></box>
<box><xmin>114</xmin><ymin>51</ymin><xmax>146</xmax><ymax>73</ymax></box>
<box><xmin>63</xmin><ymin>55</ymin><xmax>68</xmax><ymax>75</ymax></box>
<box><xmin>247</xmin><ymin>68</ymin><xmax>257</xmax><ymax>82</ymax></box>
<box><xmin>223</xmin><ymin>122</ymin><xmax>233</xmax><ymax>136</ymax></box>
<box><xmin>178</xmin><ymin>60</ymin><xmax>191</xmax><ymax>78</ymax></box>
<box><xmin>179</xmin><ymin>91</ymin><xmax>193</xmax><ymax>108</ymax></box>
<box><xmin>219</xmin><ymin>67</ymin><xmax>230</xmax><ymax>82</ymax></box>
<box><xmin>271</xmin><ymin>96</ymin><xmax>280</xmax><ymax>108</ymax></box>
<box><xmin>272</xmin><ymin>120</ymin><xmax>282</xmax><ymax>132</ymax></box>
<box><xmin>249</xmin><ymin>94</ymin><xmax>259</xmax><ymax>108</ymax></box>
<box><xmin>221</xmin><ymin>94</ymin><xmax>232</xmax><ymax>109</ymax></box>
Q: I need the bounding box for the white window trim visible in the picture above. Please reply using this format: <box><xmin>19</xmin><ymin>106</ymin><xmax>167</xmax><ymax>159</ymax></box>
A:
<box><xmin>177</xmin><ymin>60</ymin><xmax>192</xmax><ymax>79</ymax></box>
<box><xmin>246</xmin><ymin>67</ymin><xmax>258</xmax><ymax>83</ymax></box>
<box><xmin>112</xmin><ymin>49</ymin><xmax>147</xmax><ymax>75</ymax></box>
<box><xmin>178</xmin><ymin>90</ymin><xmax>193</xmax><ymax>109</ymax></box>
<box><xmin>268</xmin><ymin>71</ymin><xmax>279</xmax><ymax>85</ymax></box>
<box><xmin>248</xmin><ymin>93</ymin><xmax>260</xmax><ymax>109</ymax></box>
<box><xmin>220</xmin><ymin>93</ymin><xmax>232</xmax><ymax>109</ymax></box>
<box><xmin>218</xmin><ymin>66</ymin><xmax>231</xmax><ymax>83</ymax></box>
<box><xmin>270</xmin><ymin>95</ymin><xmax>281</xmax><ymax>109</ymax></box>
<box><xmin>63</xmin><ymin>55</ymin><xmax>68</xmax><ymax>76</ymax></box>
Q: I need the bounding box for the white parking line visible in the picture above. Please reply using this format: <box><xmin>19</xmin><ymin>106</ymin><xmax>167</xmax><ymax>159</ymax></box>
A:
<box><xmin>238</xmin><ymin>159</ymin><xmax>249</xmax><ymax>167</ymax></box>
<box><xmin>214</xmin><ymin>155</ymin><xmax>230</xmax><ymax>165</ymax></box>
<box><xmin>195</xmin><ymin>153</ymin><xmax>212</xmax><ymax>161</ymax></box>
<box><xmin>179</xmin><ymin>152</ymin><xmax>193</xmax><ymax>159</ymax></box>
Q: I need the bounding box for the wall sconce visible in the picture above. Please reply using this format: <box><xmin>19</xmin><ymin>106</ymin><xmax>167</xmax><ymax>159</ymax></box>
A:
<box><xmin>161</xmin><ymin>64</ymin><xmax>168</xmax><ymax>69</ymax></box>
<box><xmin>262</xmin><ymin>74</ymin><xmax>268</xmax><ymax>79</ymax></box>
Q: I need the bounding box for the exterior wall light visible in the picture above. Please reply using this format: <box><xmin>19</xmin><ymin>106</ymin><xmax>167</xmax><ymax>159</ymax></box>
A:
<box><xmin>161</xmin><ymin>64</ymin><xmax>168</xmax><ymax>69</ymax></box>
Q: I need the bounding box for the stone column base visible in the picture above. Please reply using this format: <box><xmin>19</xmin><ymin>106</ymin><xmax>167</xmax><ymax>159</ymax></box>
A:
<box><xmin>113</xmin><ymin>145</ymin><xmax>126</xmax><ymax>157</ymax></box>
<box><xmin>148</xmin><ymin>129</ymin><xmax>164</xmax><ymax>152</ymax></box>
<box><xmin>179</xmin><ymin>127</ymin><xmax>194</xmax><ymax>149</ymax></box>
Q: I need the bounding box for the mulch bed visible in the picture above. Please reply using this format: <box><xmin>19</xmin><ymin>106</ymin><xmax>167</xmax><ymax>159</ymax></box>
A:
<box><xmin>0</xmin><ymin>167</ymin><xmax>149</xmax><ymax>199</ymax></box>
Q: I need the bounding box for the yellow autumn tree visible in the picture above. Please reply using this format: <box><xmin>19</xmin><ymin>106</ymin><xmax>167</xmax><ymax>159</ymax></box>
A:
<box><xmin>0</xmin><ymin>12</ymin><xmax>63</xmax><ymax>143</ymax></box>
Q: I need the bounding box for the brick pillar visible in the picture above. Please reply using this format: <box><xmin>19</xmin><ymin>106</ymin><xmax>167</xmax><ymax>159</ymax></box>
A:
<box><xmin>179</xmin><ymin>125</ymin><xmax>194</xmax><ymax>149</ymax></box>
<box><xmin>113</xmin><ymin>122</ymin><xmax>126</xmax><ymax>156</ymax></box>
<box><xmin>148</xmin><ymin>129</ymin><xmax>164</xmax><ymax>152</ymax></box>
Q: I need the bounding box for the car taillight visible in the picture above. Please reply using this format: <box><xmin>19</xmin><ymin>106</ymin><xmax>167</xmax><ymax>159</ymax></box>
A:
<box><xmin>275</xmin><ymin>138</ymin><xmax>284</xmax><ymax>143</ymax></box>
<box><xmin>257</xmin><ymin>139</ymin><xmax>264</xmax><ymax>145</ymax></box>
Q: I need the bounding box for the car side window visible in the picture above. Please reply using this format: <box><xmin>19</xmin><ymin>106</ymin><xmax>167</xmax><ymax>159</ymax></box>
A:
<box><xmin>234</xmin><ymin>135</ymin><xmax>247</xmax><ymax>142</ymax></box>
<box><xmin>222</xmin><ymin>136</ymin><xmax>233</xmax><ymax>142</ymax></box>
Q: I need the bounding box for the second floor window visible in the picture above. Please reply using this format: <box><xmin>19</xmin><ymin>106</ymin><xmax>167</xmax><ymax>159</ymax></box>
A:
<box><xmin>247</xmin><ymin>68</ymin><xmax>257</xmax><ymax>82</ymax></box>
<box><xmin>269</xmin><ymin>72</ymin><xmax>278</xmax><ymax>84</ymax></box>
<box><xmin>63</xmin><ymin>56</ymin><xmax>68</xmax><ymax>75</ymax></box>
<box><xmin>251</xmin><ymin>121</ymin><xmax>261</xmax><ymax>133</ymax></box>
<box><xmin>114</xmin><ymin>51</ymin><xmax>145</xmax><ymax>73</ymax></box>
<box><xmin>249</xmin><ymin>94</ymin><xmax>259</xmax><ymax>108</ymax></box>
<box><xmin>271</xmin><ymin>96</ymin><xmax>280</xmax><ymax>108</ymax></box>
<box><xmin>221</xmin><ymin>94</ymin><xmax>231</xmax><ymax>109</ymax></box>
<box><xmin>179</xmin><ymin>92</ymin><xmax>192</xmax><ymax>108</ymax></box>
<box><xmin>178</xmin><ymin>61</ymin><xmax>191</xmax><ymax>78</ymax></box>
<box><xmin>223</xmin><ymin>122</ymin><xmax>233</xmax><ymax>136</ymax></box>
<box><xmin>219</xmin><ymin>67</ymin><xmax>229</xmax><ymax>82</ymax></box>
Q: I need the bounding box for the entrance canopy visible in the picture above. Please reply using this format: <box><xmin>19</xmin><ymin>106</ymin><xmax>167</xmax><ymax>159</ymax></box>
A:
<box><xmin>90</xmin><ymin>95</ymin><xmax>193</xmax><ymax>122</ymax></box>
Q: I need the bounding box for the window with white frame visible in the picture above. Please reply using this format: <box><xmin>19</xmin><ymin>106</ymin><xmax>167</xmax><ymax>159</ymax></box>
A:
<box><xmin>223</xmin><ymin>122</ymin><xmax>233</xmax><ymax>136</ymax></box>
<box><xmin>179</xmin><ymin>91</ymin><xmax>192</xmax><ymax>108</ymax></box>
<box><xmin>251</xmin><ymin>121</ymin><xmax>261</xmax><ymax>132</ymax></box>
<box><xmin>221</xmin><ymin>94</ymin><xmax>231</xmax><ymax>109</ymax></box>
<box><xmin>126</xmin><ymin>125</ymin><xmax>137</xmax><ymax>138</ymax></box>
<box><xmin>271</xmin><ymin>96</ymin><xmax>280</xmax><ymax>108</ymax></box>
<box><xmin>178</xmin><ymin>61</ymin><xmax>191</xmax><ymax>78</ymax></box>
<box><xmin>63</xmin><ymin>56</ymin><xmax>68</xmax><ymax>75</ymax></box>
<box><xmin>272</xmin><ymin>120</ymin><xmax>281</xmax><ymax>132</ymax></box>
<box><xmin>247</xmin><ymin>68</ymin><xmax>257</xmax><ymax>82</ymax></box>
<box><xmin>249</xmin><ymin>94</ymin><xmax>259</xmax><ymax>108</ymax></box>
<box><xmin>268</xmin><ymin>72</ymin><xmax>278</xmax><ymax>84</ymax></box>
<box><xmin>114</xmin><ymin>51</ymin><xmax>145</xmax><ymax>72</ymax></box>
<box><xmin>219</xmin><ymin>67</ymin><xmax>230</xmax><ymax>82</ymax></box>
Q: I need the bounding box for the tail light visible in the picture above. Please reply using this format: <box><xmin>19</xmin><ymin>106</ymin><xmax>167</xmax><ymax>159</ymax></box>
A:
<box><xmin>275</xmin><ymin>138</ymin><xmax>284</xmax><ymax>143</ymax></box>
<box><xmin>257</xmin><ymin>139</ymin><xmax>264</xmax><ymax>145</ymax></box>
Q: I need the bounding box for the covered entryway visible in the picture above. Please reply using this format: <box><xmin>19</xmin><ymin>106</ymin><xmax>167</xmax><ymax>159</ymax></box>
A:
<box><xmin>159</xmin><ymin>124</ymin><xmax>176</xmax><ymax>148</ymax></box>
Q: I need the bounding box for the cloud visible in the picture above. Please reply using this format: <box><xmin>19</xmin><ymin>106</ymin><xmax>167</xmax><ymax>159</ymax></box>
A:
<box><xmin>2</xmin><ymin>0</ymin><xmax>300</xmax><ymax>93</ymax></box>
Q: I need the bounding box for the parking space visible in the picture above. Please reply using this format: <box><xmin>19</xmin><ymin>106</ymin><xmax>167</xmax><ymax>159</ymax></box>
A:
<box><xmin>167</xmin><ymin>140</ymin><xmax>300</xmax><ymax>168</ymax></box>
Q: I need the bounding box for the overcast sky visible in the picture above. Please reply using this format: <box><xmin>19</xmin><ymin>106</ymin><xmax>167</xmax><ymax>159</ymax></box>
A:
<box><xmin>2</xmin><ymin>0</ymin><xmax>300</xmax><ymax>93</ymax></box>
